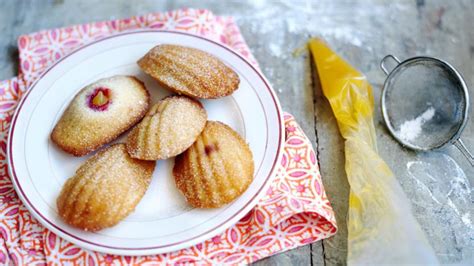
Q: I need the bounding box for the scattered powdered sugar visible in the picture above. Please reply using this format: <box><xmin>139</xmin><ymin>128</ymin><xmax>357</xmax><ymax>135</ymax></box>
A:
<box><xmin>269</xmin><ymin>43</ymin><xmax>283</xmax><ymax>57</ymax></box>
<box><xmin>406</xmin><ymin>153</ymin><xmax>472</xmax><ymax>262</ymax></box>
<box><xmin>396</xmin><ymin>107</ymin><xmax>435</xmax><ymax>142</ymax></box>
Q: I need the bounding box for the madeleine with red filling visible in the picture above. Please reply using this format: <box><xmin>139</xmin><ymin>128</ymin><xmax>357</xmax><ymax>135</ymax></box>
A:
<box><xmin>51</xmin><ymin>75</ymin><xmax>150</xmax><ymax>156</ymax></box>
<box><xmin>173</xmin><ymin>121</ymin><xmax>254</xmax><ymax>208</ymax></box>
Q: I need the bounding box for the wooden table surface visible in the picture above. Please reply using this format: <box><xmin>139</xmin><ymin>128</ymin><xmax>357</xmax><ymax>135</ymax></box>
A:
<box><xmin>1</xmin><ymin>0</ymin><xmax>472</xmax><ymax>265</ymax></box>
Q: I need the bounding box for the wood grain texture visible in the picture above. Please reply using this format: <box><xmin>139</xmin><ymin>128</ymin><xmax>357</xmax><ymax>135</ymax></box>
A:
<box><xmin>1</xmin><ymin>0</ymin><xmax>472</xmax><ymax>265</ymax></box>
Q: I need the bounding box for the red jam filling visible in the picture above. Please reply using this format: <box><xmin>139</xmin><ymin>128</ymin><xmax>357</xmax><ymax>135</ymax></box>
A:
<box><xmin>87</xmin><ymin>87</ymin><xmax>111</xmax><ymax>111</ymax></box>
<box><xmin>204</xmin><ymin>144</ymin><xmax>219</xmax><ymax>156</ymax></box>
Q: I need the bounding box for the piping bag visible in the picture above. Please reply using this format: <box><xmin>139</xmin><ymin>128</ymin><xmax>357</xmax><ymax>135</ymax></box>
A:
<box><xmin>308</xmin><ymin>38</ymin><xmax>438</xmax><ymax>265</ymax></box>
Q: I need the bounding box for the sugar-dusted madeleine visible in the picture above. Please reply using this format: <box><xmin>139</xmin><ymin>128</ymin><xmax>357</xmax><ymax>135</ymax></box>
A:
<box><xmin>173</xmin><ymin>121</ymin><xmax>254</xmax><ymax>208</ymax></box>
<box><xmin>57</xmin><ymin>144</ymin><xmax>156</xmax><ymax>231</ymax></box>
<box><xmin>51</xmin><ymin>75</ymin><xmax>150</xmax><ymax>156</ymax></box>
<box><xmin>126</xmin><ymin>95</ymin><xmax>207</xmax><ymax>160</ymax></box>
<box><xmin>138</xmin><ymin>44</ymin><xmax>240</xmax><ymax>99</ymax></box>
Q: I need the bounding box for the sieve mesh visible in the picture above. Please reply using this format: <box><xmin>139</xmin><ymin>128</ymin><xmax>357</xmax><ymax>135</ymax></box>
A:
<box><xmin>382</xmin><ymin>57</ymin><xmax>467</xmax><ymax>150</ymax></box>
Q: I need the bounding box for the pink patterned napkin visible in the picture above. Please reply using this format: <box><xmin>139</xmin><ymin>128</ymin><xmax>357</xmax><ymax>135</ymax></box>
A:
<box><xmin>0</xmin><ymin>9</ymin><xmax>336</xmax><ymax>265</ymax></box>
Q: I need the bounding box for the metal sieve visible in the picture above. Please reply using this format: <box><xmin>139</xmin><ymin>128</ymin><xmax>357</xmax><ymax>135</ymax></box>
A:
<box><xmin>380</xmin><ymin>55</ymin><xmax>473</xmax><ymax>166</ymax></box>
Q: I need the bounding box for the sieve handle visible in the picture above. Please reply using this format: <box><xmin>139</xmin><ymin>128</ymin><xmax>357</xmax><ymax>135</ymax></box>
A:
<box><xmin>453</xmin><ymin>138</ymin><xmax>474</xmax><ymax>166</ymax></box>
<box><xmin>380</xmin><ymin>55</ymin><xmax>401</xmax><ymax>75</ymax></box>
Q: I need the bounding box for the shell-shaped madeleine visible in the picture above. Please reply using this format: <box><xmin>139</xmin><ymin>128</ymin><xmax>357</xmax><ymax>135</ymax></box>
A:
<box><xmin>57</xmin><ymin>144</ymin><xmax>156</xmax><ymax>231</ymax></box>
<box><xmin>126</xmin><ymin>96</ymin><xmax>207</xmax><ymax>160</ymax></box>
<box><xmin>173</xmin><ymin>121</ymin><xmax>254</xmax><ymax>208</ymax></box>
<box><xmin>51</xmin><ymin>75</ymin><xmax>150</xmax><ymax>156</ymax></box>
<box><xmin>138</xmin><ymin>45</ymin><xmax>240</xmax><ymax>99</ymax></box>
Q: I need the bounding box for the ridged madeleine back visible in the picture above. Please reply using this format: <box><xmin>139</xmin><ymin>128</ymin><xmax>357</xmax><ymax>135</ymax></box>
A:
<box><xmin>126</xmin><ymin>96</ymin><xmax>207</xmax><ymax>160</ymax></box>
<box><xmin>57</xmin><ymin>144</ymin><xmax>155</xmax><ymax>231</ymax></box>
<box><xmin>173</xmin><ymin>121</ymin><xmax>254</xmax><ymax>208</ymax></box>
<box><xmin>138</xmin><ymin>45</ymin><xmax>240</xmax><ymax>99</ymax></box>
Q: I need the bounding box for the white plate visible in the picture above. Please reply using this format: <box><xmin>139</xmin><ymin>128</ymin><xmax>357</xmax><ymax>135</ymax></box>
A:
<box><xmin>8</xmin><ymin>30</ymin><xmax>283</xmax><ymax>255</ymax></box>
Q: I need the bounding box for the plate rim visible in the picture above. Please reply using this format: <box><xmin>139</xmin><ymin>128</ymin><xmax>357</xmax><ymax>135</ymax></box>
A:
<box><xmin>7</xmin><ymin>29</ymin><xmax>284</xmax><ymax>255</ymax></box>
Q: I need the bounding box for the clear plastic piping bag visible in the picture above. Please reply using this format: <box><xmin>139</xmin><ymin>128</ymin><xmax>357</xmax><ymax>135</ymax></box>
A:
<box><xmin>308</xmin><ymin>38</ymin><xmax>438</xmax><ymax>265</ymax></box>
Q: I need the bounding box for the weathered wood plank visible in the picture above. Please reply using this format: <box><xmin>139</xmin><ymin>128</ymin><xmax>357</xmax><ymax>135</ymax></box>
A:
<box><xmin>255</xmin><ymin>246</ymin><xmax>313</xmax><ymax>266</ymax></box>
<box><xmin>1</xmin><ymin>0</ymin><xmax>473</xmax><ymax>265</ymax></box>
<box><xmin>311</xmin><ymin>58</ymin><xmax>350</xmax><ymax>266</ymax></box>
<box><xmin>0</xmin><ymin>0</ymin><xmax>23</xmax><ymax>79</ymax></box>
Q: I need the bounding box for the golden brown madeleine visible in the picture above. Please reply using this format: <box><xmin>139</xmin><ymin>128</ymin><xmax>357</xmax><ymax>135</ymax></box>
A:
<box><xmin>173</xmin><ymin>121</ymin><xmax>254</xmax><ymax>208</ymax></box>
<box><xmin>126</xmin><ymin>96</ymin><xmax>207</xmax><ymax>160</ymax></box>
<box><xmin>138</xmin><ymin>44</ymin><xmax>240</xmax><ymax>99</ymax></box>
<box><xmin>57</xmin><ymin>144</ymin><xmax>155</xmax><ymax>231</ymax></box>
<box><xmin>51</xmin><ymin>75</ymin><xmax>150</xmax><ymax>156</ymax></box>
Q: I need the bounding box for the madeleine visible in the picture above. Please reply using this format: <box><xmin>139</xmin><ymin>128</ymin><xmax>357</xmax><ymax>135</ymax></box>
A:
<box><xmin>51</xmin><ymin>75</ymin><xmax>150</xmax><ymax>156</ymax></box>
<box><xmin>126</xmin><ymin>96</ymin><xmax>207</xmax><ymax>160</ymax></box>
<box><xmin>57</xmin><ymin>144</ymin><xmax>155</xmax><ymax>231</ymax></box>
<box><xmin>138</xmin><ymin>44</ymin><xmax>240</xmax><ymax>99</ymax></box>
<box><xmin>173</xmin><ymin>121</ymin><xmax>254</xmax><ymax>208</ymax></box>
